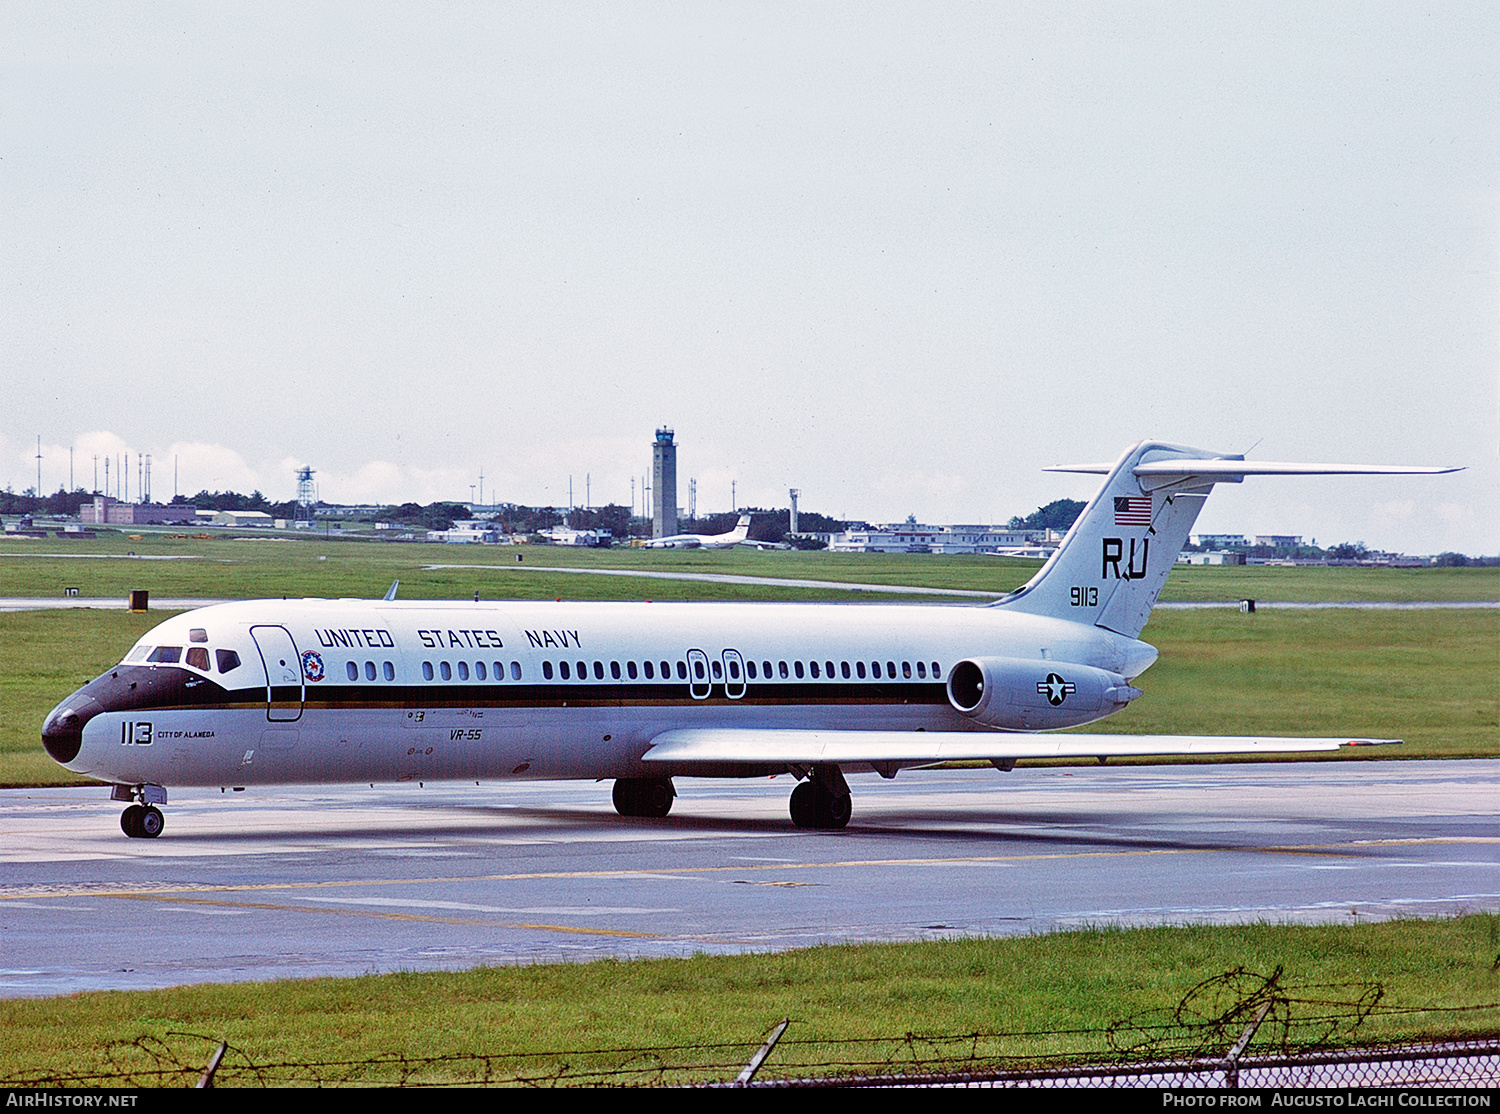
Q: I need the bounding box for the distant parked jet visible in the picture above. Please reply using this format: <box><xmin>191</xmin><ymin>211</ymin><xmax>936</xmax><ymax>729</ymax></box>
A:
<box><xmin>642</xmin><ymin>513</ymin><xmax>752</xmax><ymax>549</ymax></box>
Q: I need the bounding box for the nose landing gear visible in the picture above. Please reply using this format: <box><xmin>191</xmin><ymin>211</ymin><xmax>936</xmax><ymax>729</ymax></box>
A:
<box><xmin>120</xmin><ymin>804</ymin><xmax>165</xmax><ymax>838</ymax></box>
<box><xmin>113</xmin><ymin>784</ymin><xmax>168</xmax><ymax>838</ymax></box>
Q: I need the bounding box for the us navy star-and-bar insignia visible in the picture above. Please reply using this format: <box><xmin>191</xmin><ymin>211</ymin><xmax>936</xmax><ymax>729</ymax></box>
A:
<box><xmin>1037</xmin><ymin>672</ymin><xmax>1076</xmax><ymax>706</ymax></box>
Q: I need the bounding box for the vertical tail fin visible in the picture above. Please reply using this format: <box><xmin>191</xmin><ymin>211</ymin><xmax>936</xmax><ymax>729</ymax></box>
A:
<box><xmin>996</xmin><ymin>441</ymin><xmax>1215</xmax><ymax>638</ymax></box>
<box><xmin>995</xmin><ymin>441</ymin><xmax>1458</xmax><ymax>639</ymax></box>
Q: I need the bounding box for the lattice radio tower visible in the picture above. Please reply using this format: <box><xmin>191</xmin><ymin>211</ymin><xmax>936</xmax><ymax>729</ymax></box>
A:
<box><xmin>296</xmin><ymin>466</ymin><xmax>316</xmax><ymax>523</ymax></box>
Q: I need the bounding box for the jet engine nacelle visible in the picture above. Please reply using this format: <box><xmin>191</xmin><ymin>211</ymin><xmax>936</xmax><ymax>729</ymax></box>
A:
<box><xmin>945</xmin><ymin>656</ymin><xmax>1141</xmax><ymax>731</ymax></box>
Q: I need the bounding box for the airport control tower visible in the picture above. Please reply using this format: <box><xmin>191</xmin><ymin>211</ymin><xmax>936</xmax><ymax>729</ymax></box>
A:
<box><xmin>651</xmin><ymin>427</ymin><xmax>677</xmax><ymax>539</ymax></box>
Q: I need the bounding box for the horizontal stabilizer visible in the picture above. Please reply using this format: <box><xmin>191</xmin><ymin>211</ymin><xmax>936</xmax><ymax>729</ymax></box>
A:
<box><xmin>644</xmin><ymin>729</ymin><xmax>1398</xmax><ymax>768</ymax></box>
<box><xmin>1047</xmin><ymin>460</ymin><xmax>1459</xmax><ymax>478</ymax></box>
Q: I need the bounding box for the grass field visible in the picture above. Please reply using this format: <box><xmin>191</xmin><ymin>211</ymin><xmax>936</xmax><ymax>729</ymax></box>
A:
<box><xmin>3</xmin><ymin>537</ymin><xmax>1495</xmax><ymax>786</ymax></box>
<box><xmin>2</xmin><ymin>916</ymin><xmax>1496</xmax><ymax>1085</ymax></box>
<box><xmin>2</xmin><ymin>531</ymin><xmax>1497</xmax><ymax>600</ymax></box>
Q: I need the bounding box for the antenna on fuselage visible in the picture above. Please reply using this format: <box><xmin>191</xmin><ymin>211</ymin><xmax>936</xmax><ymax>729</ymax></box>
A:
<box><xmin>383</xmin><ymin>580</ymin><xmax>399</xmax><ymax>601</ymax></box>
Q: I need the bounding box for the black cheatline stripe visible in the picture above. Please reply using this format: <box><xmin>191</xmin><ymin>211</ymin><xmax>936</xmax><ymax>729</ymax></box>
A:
<box><xmin>99</xmin><ymin>678</ymin><xmax>953</xmax><ymax>714</ymax></box>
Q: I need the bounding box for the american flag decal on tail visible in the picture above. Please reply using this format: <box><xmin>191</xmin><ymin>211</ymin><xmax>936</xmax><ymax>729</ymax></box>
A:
<box><xmin>1113</xmin><ymin>496</ymin><xmax>1152</xmax><ymax>527</ymax></box>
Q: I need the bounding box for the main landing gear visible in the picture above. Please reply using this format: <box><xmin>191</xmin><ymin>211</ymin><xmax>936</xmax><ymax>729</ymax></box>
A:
<box><xmin>613</xmin><ymin>776</ymin><xmax>675</xmax><ymax>818</ymax></box>
<box><xmin>789</xmin><ymin>765</ymin><xmax>852</xmax><ymax>830</ymax></box>
<box><xmin>113</xmin><ymin>784</ymin><xmax>167</xmax><ymax>839</ymax></box>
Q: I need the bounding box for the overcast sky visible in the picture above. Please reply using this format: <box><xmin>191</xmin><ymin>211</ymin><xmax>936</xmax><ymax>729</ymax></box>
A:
<box><xmin>4</xmin><ymin>3</ymin><xmax>1496</xmax><ymax>553</ymax></box>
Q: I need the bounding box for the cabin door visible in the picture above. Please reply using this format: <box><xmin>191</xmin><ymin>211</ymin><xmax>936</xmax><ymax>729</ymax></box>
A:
<box><xmin>250</xmin><ymin>625</ymin><xmax>305</xmax><ymax>722</ymax></box>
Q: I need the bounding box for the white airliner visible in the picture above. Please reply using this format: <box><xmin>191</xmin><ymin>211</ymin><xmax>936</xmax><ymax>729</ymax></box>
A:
<box><xmin>42</xmin><ymin>441</ymin><xmax>1456</xmax><ymax>838</ymax></box>
<box><xmin>641</xmin><ymin>513</ymin><xmax>752</xmax><ymax>549</ymax></box>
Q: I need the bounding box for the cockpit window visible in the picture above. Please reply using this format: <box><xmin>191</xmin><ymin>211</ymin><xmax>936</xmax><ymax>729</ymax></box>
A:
<box><xmin>127</xmin><ymin>646</ymin><xmax>151</xmax><ymax>662</ymax></box>
<box><xmin>185</xmin><ymin>647</ymin><xmax>210</xmax><ymax>671</ymax></box>
<box><xmin>147</xmin><ymin>646</ymin><xmax>182</xmax><ymax>663</ymax></box>
<box><xmin>215</xmin><ymin>649</ymin><xmax>241</xmax><ymax>673</ymax></box>
<box><xmin>189</xmin><ymin>628</ymin><xmax>208</xmax><ymax>643</ymax></box>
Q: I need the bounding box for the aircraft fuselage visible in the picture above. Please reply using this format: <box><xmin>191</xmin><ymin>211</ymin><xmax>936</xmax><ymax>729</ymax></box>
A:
<box><xmin>44</xmin><ymin>598</ymin><xmax>1152</xmax><ymax>790</ymax></box>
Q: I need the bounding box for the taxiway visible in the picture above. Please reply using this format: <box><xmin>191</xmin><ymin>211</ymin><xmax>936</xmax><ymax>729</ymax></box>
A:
<box><xmin>1</xmin><ymin>759</ymin><xmax>1494</xmax><ymax>997</ymax></box>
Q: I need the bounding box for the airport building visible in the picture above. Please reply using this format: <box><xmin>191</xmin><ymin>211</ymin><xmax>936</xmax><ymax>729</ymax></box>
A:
<box><xmin>1177</xmin><ymin>550</ymin><xmax>1248</xmax><ymax>565</ymax></box>
<box><xmin>829</xmin><ymin>523</ymin><xmax>1051</xmax><ymax>555</ymax></box>
<box><xmin>651</xmin><ymin>427</ymin><xmax>678</xmax><ymax>540</ymax></box>
<box><xmin>211</xmin><ymin>510</ymin><xmax>274</xmax><ymax>527</ymax></box>
<box><xmin>1191</xmin><ymin>533</ymin><xmax>1250</xmax><ymax>549</ymax></box>
<box><xmin>79</xmin><ymin>497</ymin><xmax>198</xmax><ymax>526</ymax></box>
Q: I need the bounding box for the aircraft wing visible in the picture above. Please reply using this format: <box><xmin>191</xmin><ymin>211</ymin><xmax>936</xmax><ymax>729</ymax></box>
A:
<box><xmin>643</xmin><ymin>729</ymin><xmax>1398</xmax><ymax>767</ymax></box>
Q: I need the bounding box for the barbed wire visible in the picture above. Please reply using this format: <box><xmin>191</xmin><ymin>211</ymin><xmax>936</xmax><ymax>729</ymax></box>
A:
<box><xmin>5</xmin><ymin>969</ymin><xmax>1497</xmax><ymax>1088</ymax></box>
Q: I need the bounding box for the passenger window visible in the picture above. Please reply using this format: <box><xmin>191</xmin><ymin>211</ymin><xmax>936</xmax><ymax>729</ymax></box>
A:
<box><xmin>216</xmin><ymin>649</ymin><xmax>241</xmax><ymax>673</ymax></box>
<box><xmin>887</xmin><ymin>661</ymin><xmax>896</xmax><ymax>678</ymax></box>
<box><xmin>457</xmin><ymin>661</ymin><xmax>469</xmax><ymax>681</ymax></box>
<box><xmin>577</xmin><ymin>660</ymin><xmax>586</xmax><ymax>679</ymax></box>
<box><xmin>676</xmin><ymin>661</ymin><xmax>687</xmax><ymax>680</ymax></box>
<box><xmin>694</xmin><ymin>660</ymin><xmax>706</xmax><ymax>680</ymax></box>
<box><xmin>511</xmin><ymin>661</ymin><xmax>522</xmax><ymax>680</ymax></box>
<box><xmin>384</xmin><ymin>661</ymin><xmax>395</xmax><ymax>681</ymax></box>
<box><xmin>794</xmin><ymin>661</ymin><xmax>805</xmax><ymax>679</ymax></box>
<box><xmin>492</xmin><ymin>661</ymin><xmax>502</xmax><ymax>680</ymax></box>
<box><xmin>932</xmin><ymin>661</ymin><xmax>941</xmax><ymax>678</ymax></box>
<box><xmin>841</xmin><ymin>661</ymin><xmax>851</xmax><ymax>679</ymax></box>
<box><xmin>559</xmin><ymin>661</ymin><xmax>571</xmax><ymax>680</ymax></box>
<box><xmin>346</xmin><ymin>661</ymin><xmax>359</xmax><ymax>681</ymax></box>
<box><xmin>422</xmin><ymin>662</ymin><xmax>434</xmax><ymax>680</ymax></box>
<box><xmin>917</xmin><ymin>661</ymin><xmax>927</xmax><ymax>679</ymax></box>
<box><xmin>826</xmin><ymin>660</ymin><xmax>835</xmax><ymax>678</ymax></box>
<box><xmin>763</xmin><ymin>661</ymin><xmax>772</xmax><ymax>678</ymax></box>
<box><xmin>366</xmin><ymin>661</ymin><xmax>378</xmax><ymax>681</ymax></box>
<box><xmin>728</xmin><ymin>659</ymin><xmax>740</xmax><ymax>679</ymax></box>
<box><xmin>186</xmin><ymin>647</ymin><xmax>210</xmax><ymax>671</ymax></box>
<box><xmin>710</xmin><ymin>659</ymin><xmax>722</xmax><ymax>679</ymax></box>
<box><xmin>903</xmin><ymin>661</ymin><xmax>912</xmax><ymax>679</ymax></box>
<box><xmin>626</xmin><ymin>661</ymin><xmax>637</xmax><ymax>679</ymax></box>
<box><xmin>440</xmin><ymin>662</ymin><xmax>453</xmax><ymax>681</ymax></box>
<box><xmin>593</xmin><ymin>661</ymin><xmax>605</xmax><ymax>680</ymax></box>
<box><xmin>475</xmin><ymin>661</ymin><xmax>487</xmax><ymax>681</ymax></box>
<box><xmin>542</xmin><ymin>661</ymin><xmax>554</xmax><ymax>680</ymax></box>
<box><xmin>809</xmin><ymin>661</ymin><xmax>819</xmax><ymax>679</ymax></box>
<box><xmin>644</xmin><ymin>660</ymin><xmax>655</xmax><ymax>679</ymax></box>
<box><xmin>747</xmin><ymin>661</ymin><xmax>757</xmax><ymax>679</ymax></box>
<box><xmin>871</xmin><ymin>662</ymin><xmax>881</xmax><ymax>678</ymax></box>
<box><xmin>779</xmin><ymin>661</ymin><xmax>789</xmax><ymax>679</ymax></box>
<box><xmin>856</xmin><ymin>661</ymin><xmax>866</xmax><ymax>679</ymax></box>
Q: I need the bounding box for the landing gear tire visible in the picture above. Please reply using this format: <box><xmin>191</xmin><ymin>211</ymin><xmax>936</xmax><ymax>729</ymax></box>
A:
<box><xmin>789</xmin><ymin>781</ymin><xmax>820</xmax><ymax>828</ymax></box>
<box><xmin>121</xmin><ymin>803</ymin><xmax>164</xmax><ymax>838</ymax></box>
<box><xmin>612</xmin><ymin>776</ymin><xmax>675</xmax><ymax>818</ymax></box>
<box><xmin>789</xmin><ymin>776</ymin><xmax>851</xmax><ymax>830</ymax></box>
<box><xmin>138</xmin><ymin>805</ymin><xmax>164</xmax><ymax>839</ymax></box>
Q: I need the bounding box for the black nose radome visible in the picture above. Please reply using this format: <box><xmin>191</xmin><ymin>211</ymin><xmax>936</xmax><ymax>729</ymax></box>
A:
<box><xmin>42</xmin><ymin>696</ymin><xmax>98</xmax><ymax>764</ymax></box>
